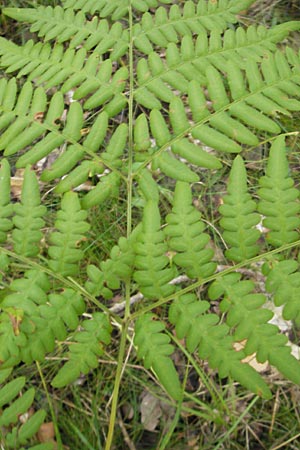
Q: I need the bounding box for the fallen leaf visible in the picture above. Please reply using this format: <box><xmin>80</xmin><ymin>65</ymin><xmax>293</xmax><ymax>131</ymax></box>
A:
<box><xmin>140</xmin><ymin>392</ymin><xmax>162</xmax><ymax>431</ymax></box>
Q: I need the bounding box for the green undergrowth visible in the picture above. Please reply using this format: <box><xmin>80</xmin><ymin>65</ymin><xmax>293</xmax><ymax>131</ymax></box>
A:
<box><xmin>1</xmin><ymin>0</ymin><xmax>300</xmax><ymax>449</ymax></box>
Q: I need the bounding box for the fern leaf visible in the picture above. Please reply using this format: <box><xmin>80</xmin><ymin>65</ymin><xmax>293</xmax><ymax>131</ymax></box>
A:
<box><xmin>134</xmin><ymin>313</ymin><xmax>181</xmax><ymax>400</ymax></box>
<box><xmin>164</xmin><ymin>182</ymin><xmax>216</xmax><ymax>279</ymax></box>
<box><xmin>48</xmin><ymin>192</ymin><xmax>90</xmax><ymax>276</ymax></box>
<box><xmin>134</xmin><ymin>201</ymin><xmax>176</xmax><ymax>299</ymax></box>
<box><xmin>137</xmin><ymin>169</ymin><xmax>160</xmax><ymax>202</ymax></box>
<box><xmin>265</xmin><ymin>260</ymin><xmax>300</xmax><ymax>326</ymax></box>
<box><xmin>51</xmin><ymin>312</ymin><xmax>111</xmax><ymax>388</ymax></box>
<box><xmin>1</xmin><ymin>270</ymin><xmax>52</xmax><ymax>364</ymax></box>
<box><xmin>209</xmin><ymin>273</ymin><xmax>300</xmax><ymax>385</ymax></box>
<box><xmin>219</xmin><ymin>156</ymin><xmax>260</xmax><ymax>262</ymax></box>
<box><xmin>136</xmin><ymin>48</ymin><xmax>300</xmax><ymax>163</ymax></box>
<box><xmin>85</xmin><ymin>228</ymin><xmax>140</xmax><ymax>299</ymax></box>
<box><xmin>258</xmin><ymin>136</ymin><xmax>300</xmax><ymax>247</ymax></box>
<box><xmin>12</xmin><ymin>166</ymin><xmax>46</xmax><ymax>257</ymax></box>
<box><xmin>0</xmin><ymin>387</ymin><xmax>35</xmax><ymax>427</ymax></box>
<box><xmin>39</xmin><ymin>289</ymin><xmax>85</xmax><ymax>338</ymax></box>
<box><xmin>169</xmin><ymin>293</ymin><xmax>271</xmax><ymax>399</ymax></box>
<box><xmin>133</xmin><ymin>0</ymin><xmax>262</xmax><ymax>55</ymax></box>
<box><xmin>0</xmin><ymin>159</ymin><xmax>13</xmax><ymax>243</ymax></box>
<box><xmin>134</xmin><ymin>23</ymin><xmax>300</xmax><ymax>110</ymax></box>
<box><xmin>0</xmin><ymin>373</ymin><xmax>47</xmax><ymax>448</ymax></box>
<box><xmin>0</xmin><ymin>41</ymin><xmax>128</xmax><ymax>117</ymax></box>
<box><xmin>80</xmin><ymin>172</ymin><xmax>120</xmax><ymax>209</ymax></box>
<box><xmin>2</xmin><ymin>6</ymin><xmax>128</xmax><ymax>59</ymax></box>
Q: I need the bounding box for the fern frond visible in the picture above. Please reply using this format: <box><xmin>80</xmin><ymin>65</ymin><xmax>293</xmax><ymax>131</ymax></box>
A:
<box><xmin>140</xmin><ymin>48</ymin><xmax>300</xmax><ymax>177</ymax></box>
<box><xmin>41</xmin><ymin>111</ymin><xmax>123</xmax><ymax>182</ymax></box>
<box><xmin>80</xmin><ymin>172</ymin><xmax>121</xmax><ymax>209</ymax></box>
<box><xmin>85</xmin><ymin>227</ymin><xmax>140</xmax><ymax>299</ymax></box>
<box><xmin>63</xmin><ymin>0</ymin><xmax>174</xmax><ymax>18</ymax></box>
<box><xmin>1</xmin><ymin>269</ymin><xmax>85</xmax><ymax>366</ymax></box>
<box><xmin>133</xmin><ymin>201</ymin><xmax>177</xmax><ymax>299</ymax></box>
<box><xmin>2</xmin><ymin>6</ymin><xmax>129</xmax><ymax>59</ymax></box>
<box><xmin>164</xmin><ymin>181</ymin><xmax>216</xmax><ymax>279</ymax></box>
<box><xmin>209</xmin><ymin>273</ymin><xmax>300</xmax><ymax>385</ymax></box>
<box><xmin>258</xmin><ymin>136</ymin><xmax>300</xmax><ymax>247</ymax></box>
<box><xmin>219</xmin><ymin>155</ymin><xmax>260</xmax><ymax>262</ymax></box>
<box><xmin>47</xmin><ymin>192</ymin><xmax>90</xmax><ymax>276</ymax></box>
<box><xmin>0</xmin><ymin>270</ymin><xmax>50</xmax><ymax>367</ymax></box>
<box><xmin>12</xmin><ymin>166</ymin><xmax>46</xmax><ymax>257</ymax></box>
<box><xmin>134</xmin><ymin>313</ymin><xmax>181</xmax><ymax>400</ymax></box>
<box><xmin>0</xmin><ymin>46</ymin><xmax>128</xmax><ymax>115</ymax></box>
<box><xmin>265</xmin><ymin>260</ymin><xmax>300</xmax><ymax>326</ymax></box>
<box><xmin>5</xmin><ymin>0</ymin><xmax>252</xmax><ymax>31</ymax></box>
<box><xmin>0</xmin><ymin>372</ymin><xmax>49</xmax><ymax>449</ymax></box>
<box><xmin>0</xmin><ymin>159</ymin><xmax>13</xmax><ymax>244</ymax></box>
<box><xmin>51</xmin><ymin>312</ymin><xmax>112</xmax><ymax>388</ymax></box>
<box><xmin>0</xmin><ymin>78</ymin><xmax>126</xmax><ymax>193</ymax></box>
<box><xmin>169</xmin><ymin>293</ymin><xmax>271</xmax><ymax>399</ymax></box>
<box><xmin>135</xmin><ymin>22</ymin><xmax>300</xmax><ymax>108</ymax></box>
<box><xmin>39</xmin><ymin>289</ymin><xmax>85</xmax><ymax>340</ymax></box>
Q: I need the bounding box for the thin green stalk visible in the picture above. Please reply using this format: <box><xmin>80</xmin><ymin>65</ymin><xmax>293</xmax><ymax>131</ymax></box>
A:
<box><xmin>158</xmin><ymin>367</ymin><xmax>187</xmax><ymax>450</ymax></box>
<box><xmin>213</xmin><ymin>395</ymin><xmax>259</xmax><ymax>450</ymax></box>
<box><xmin>36</xmin><ymin>361</ymin><xmax>63</xmax><ymax>450</ymax></box>
<box><xmin>168</xmin><ymin>330</ymin><xmax>228</xmax><ymax>414</ymax></box>
<box><xmin>105</xmin><ymin>321</ymin><xmax>129</xmax><ymax>450</ymax></box>
<box><xmin>126</xmin><ymin>0</ymin><xmax>134</xmax><ymax>241</ymax></box>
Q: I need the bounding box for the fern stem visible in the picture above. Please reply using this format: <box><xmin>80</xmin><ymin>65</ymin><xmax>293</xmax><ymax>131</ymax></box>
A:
<box><xmin>105</xmin><ymin>321</ymin><xmax>129</xmax><ymax>450</ymax></box>
<box><xmin>126</xmin><ymin>0</ymin><xmax>134</xmax><ymax>240</ymax></box>
<box><xmin>36</xmin><ymin>361</ymin><xmax>63</xmax><ymax>450</ymax></box>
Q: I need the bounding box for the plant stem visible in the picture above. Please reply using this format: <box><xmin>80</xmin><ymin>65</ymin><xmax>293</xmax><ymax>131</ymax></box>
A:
<box><xmin>105</xmin><ymin>320</ymin><xmax>129</xmax><ymax>450</ymax></box>
<box><xmin>36</xmin><ymin>361</ymin><xmax>63</xmax><ymax>450</ymax></box>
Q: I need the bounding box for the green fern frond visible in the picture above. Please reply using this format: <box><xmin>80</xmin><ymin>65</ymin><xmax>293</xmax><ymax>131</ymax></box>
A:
<box><xmin>134</xmin><ymin>313</ymin><xmax>181</xmax><ymax>400</ymax></box>
<box><xmin>0</xmin><ymin>372</ymin><xmax>49</xmax><ymax>449</ymax></box>
<box><xmin>265</xmin><ymin>259</ymin><xmax>300</xmax><ymax>326</ymax></box>
<box><xmin>134</xmin><ymin>201</ymin><xmax>177</xmax><ymax>299</ymax></box>
<box><xmin>209</xmin><ymin>273</ymin><xmax>300</xmax><ymax>385</ymax></box>
<box><xmin>169</xmin><ymin>293</ymin><xmax>271</xmax><ymax>398</ymax></box>
<box><xmin>142</xmin><ymin>49</ymin><xmax>300</xmax><ymax>166</ymax></box>
<box><xmin>80</xmin><ymin>172</ymin><xmax>120</xmax><ymax>209</ymax></box>
<box><xmin>0</xmin><ymin>46</ymin><xmax>128</xmax><ymax>116</ymax></box>
<box><xmin>12</xmin><ymin>166</ymin><xmax>46</xmax><ymax>257</ymax></box>
<box><xmin>0</xmin><ymin>159</ymin><xmax>13</xmax><ymax>244</ymax></box>
<box><xmin>2</xmin><ymin>6</ymin><xmax>128</xmax><ymax>59</ymax></box>
<box><xmin>2</xmin><ymin>270</ymin><xmax>54</xmax><ymax>365</ymax></box>
<box><xmin>219</xmin><ymin>155</ymin><xmax>260</xmax><ymax>262</ymax></box>
<box><xmin>1</xmin><ymin>269</ymin><xmax>85</xmax><ymax>366</ymax></box>
<box><xmin>41</xmin><ymin>111</ymin><xmax>123</xmax><ymax>184</ymax></box>
<box><xmin>85</xmin><ymin>227</ymin><xmax>140</xmax><ymax>299</ymax></box>
<box><xmin>258</xmin><ymin>136</ymin><xmax>300</xmax><ymax>247</ymax></box>
<box><xmin>48</xmin><ymin>192</ymin><xmax>90</xmax><ymax>276</ymax></box>
<box><xmin>39</xmin><ymin>289</ymin><xmax>85</xmax><ymax>338</ymax></box>
<box><xmin>135</xmin><ymin>22</ymin><xmax>300</xmax><ymax>108</ymax></box>
<box><xmin>164</xmin><ymin>181</ymin><xmax>216</xmax><ymax>279</ymax></box>
<box><xmin>3</xmin><ymin>0</ymin><xmax>252</xmax><ymax>40</ymax></box>
<box><xmin>0</xmin><ymin>77</ymin><xmax>126</xmax><ymax>193</ymax></box>
<box><xmin>51</xmin><ymin>312</ymin><xmax>112</xmax><ymax>388</ymax></box>
<box><xmin>63</xmin><ymin>0</ymin><xmax>175</xmax><ymax>17</ymax></box>
<box><xmin>0</xmin><ymin>270</ymin><xmax>50</xmax><ymax>367</ymax></box>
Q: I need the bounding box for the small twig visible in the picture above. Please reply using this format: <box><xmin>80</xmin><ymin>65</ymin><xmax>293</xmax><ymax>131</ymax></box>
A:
<box><xmin>117</xmin><ymin>410</ymin><xmax>136</xmax><ymax>450</ymax></box>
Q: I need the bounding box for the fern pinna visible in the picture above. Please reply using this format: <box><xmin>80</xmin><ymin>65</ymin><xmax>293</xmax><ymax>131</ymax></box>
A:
<box><xmin>0</xmin><ymin>0</ymin><xmax>300</xmax><ymax>448</ymax></box>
